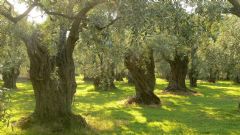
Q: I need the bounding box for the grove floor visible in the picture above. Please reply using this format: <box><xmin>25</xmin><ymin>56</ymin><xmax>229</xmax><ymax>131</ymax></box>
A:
<box><xmin>0</xmin><ymin>77</ymin><xmax>240</xmax><ymax>135</ymax></box>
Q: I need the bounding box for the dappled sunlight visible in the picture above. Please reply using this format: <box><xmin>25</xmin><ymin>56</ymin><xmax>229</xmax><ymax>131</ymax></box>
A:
<box><xmin>86</xmin><ymin>116</ymin><xmax>115</xmax><ymax>132</ymax></box>
<box><xmin>1</xmin><ymin>78</ymin><xmax>240</xmax><ymax>134</ymax></box>
<box><xmin>148</xmin><ymin>120</ymin><xmax>196</xmax><ymax>133</ymax></box>
<box><xmin>127</xmin><ymin>110</ymin><xmax>147</xmax><ymax>123</ymax></box>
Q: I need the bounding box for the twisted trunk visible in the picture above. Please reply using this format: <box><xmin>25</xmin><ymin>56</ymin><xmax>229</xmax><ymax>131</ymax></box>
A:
<box><xmin>125</xmin><ymin>48</ymin><xmax>160</xmax><ymax>105</ymax></box>
<box><xmin>166</xmin><ymin>55</ymin><xmax>189</xmax><ymax>91</ymax></box>
<box><xmin>25</xmin><ymin>29</ymin><xmax>85</xmax><ymax>126</ymax></box>
<box><xmin>0</xmin><ymin>0</ymin><xmax>107</xmax><ymax>128</ymax></box>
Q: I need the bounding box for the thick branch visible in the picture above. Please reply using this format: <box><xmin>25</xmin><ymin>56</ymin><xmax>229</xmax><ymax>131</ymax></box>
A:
<box><xmin>228</xmin><ymin>0</ymin><xmax>240</xmax><ymax>17</ymax></box>
<box><xmin>66</xmin><ymin>0</ymin><xmax>107</xmax><ymax>53</ymax></box>
<box><xmin>37</xmin><ymin>3</ymin><xmax>75</xmax><ymax>19</ymax></box>
<box><xmin>0</xmin><ymin>0</ymin><xmax>38</xmax><ymax>23</ymax></box>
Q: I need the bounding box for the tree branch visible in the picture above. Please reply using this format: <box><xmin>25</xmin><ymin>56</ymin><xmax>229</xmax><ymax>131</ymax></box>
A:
<box><xmin>37</xmin><ymin>3</ymin><xmax>75</xmax><ymax>19</ymax></box>
<box><xmin>0</xmin><ymin>0</ymin><xmax>38</xmax><ymax>23</ymax></box>
<box><xmin>66</xmin><ymin>0</ymin><xmax>108</xmax><ymax>53</ymax></box>
<box><xmin>95</xmin><ymin>17</ymin><xmax>120</xmax><ymax>31</ymax></box>
<box><xmin>228</xmin><ymin>0</ymin><xmax>240</xmax><ymax>17</ymax></box>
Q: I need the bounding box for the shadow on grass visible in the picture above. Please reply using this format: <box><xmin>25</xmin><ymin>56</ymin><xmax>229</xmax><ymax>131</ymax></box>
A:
<box><xmin>72</xmin><ymin>80</ymin><xmax>240</xmax><ymax>134</ymax></box>
<box><xmin>1</xmin><ymin>79</ymin><xmax>240</xmax><ymax>135</ymax></box>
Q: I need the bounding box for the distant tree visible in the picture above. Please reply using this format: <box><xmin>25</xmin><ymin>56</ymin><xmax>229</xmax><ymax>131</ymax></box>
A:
<box><xmin>216</xmin><ymin>16</ymin><xmax>240</xmax><ymax>83</ymax></box>
<box><xmin>118</xmin><ymin>0</ymin><xmax>161</xmax><ymax>105</ymax></box>
<box><xmin>152</xmin><ymin>1</ymin><xmax>198</xmax><ymax>92</ymax></box>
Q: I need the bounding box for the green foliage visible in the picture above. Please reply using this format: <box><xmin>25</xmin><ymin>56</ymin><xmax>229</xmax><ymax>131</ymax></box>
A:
<box><xmin>215</xmin><ymin>16</ymin><xmax>240</xmax><ymax>81</ymax></box>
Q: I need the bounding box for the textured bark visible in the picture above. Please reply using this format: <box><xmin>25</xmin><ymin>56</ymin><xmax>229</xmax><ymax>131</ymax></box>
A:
<box><xmin>125</xmin><ymin>48</ymin><xmax>160</xmax><ymax>105</ymax></box>
<box><xmin>166</xmin><ymin>55</ymin><xmax>189</xmax><ymax>91</ymax></box>
<box><xmin>228</xmin><ymin>0</ymin><xmax>240</xmax><ymax>17</ymax></box>
<box><xmin>2</xmin><ymin>66</ymin><xmax>20</xmax><ymax>89</ymax></box>
<box><xmin>0</xmin><ymin>0</ymin><xmax>107</xmax><ymax>128</ymax></box>
<box><xmin>24</xmin><ymin>29</ymin><xmax>86</xmax><ymax>126</ymax></box>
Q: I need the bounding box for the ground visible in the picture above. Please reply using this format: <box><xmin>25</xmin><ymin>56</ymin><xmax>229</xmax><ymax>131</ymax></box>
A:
<box><xmin>0</xmin><ymin>77</ymin><xmax>240</xmax><ymax>135</ymax></box>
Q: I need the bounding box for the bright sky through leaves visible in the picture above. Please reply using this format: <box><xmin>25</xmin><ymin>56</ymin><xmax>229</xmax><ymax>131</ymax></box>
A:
<box><xmin>8</xmin><ymin>0</ymin><xmax>47</xmax><ymax>24</ymax></box>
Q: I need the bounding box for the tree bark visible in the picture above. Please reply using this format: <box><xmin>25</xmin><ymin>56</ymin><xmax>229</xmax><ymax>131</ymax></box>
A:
<box><xmin>2</xmin><ymin>65</ymin><xmax>20</xmax><ymax>89</ymax></box>
<box><xmin>0</xmin><ymin>0</ymin><xmax>108</xmax><ymax>128</ymax></box>
<box><xmin>165</xmin><ymin>54</ymin><xmax>189</xmax><ymax>92</ymax></box>
<box><xmin>24</xmin><ymin>29</ymin><xmax>86</xmax><ymax>126</ymax></box>
<box><xmin>125</xmin><ymin>48</ymin><xmax>160</xmax><ymax>105</ymax></box>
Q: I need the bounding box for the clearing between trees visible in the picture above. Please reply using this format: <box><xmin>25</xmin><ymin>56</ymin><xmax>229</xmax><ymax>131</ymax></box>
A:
<box><xmin>0</xmin><ymin>77</ymin><xmax>239</xmax><ymax>135</ymax></box>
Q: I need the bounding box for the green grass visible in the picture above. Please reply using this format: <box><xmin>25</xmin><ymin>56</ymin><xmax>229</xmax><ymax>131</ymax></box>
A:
<box><xmin>0</xmin><ymin>78</ymin><xmax>240</xmax><ymax>135</ymax></box>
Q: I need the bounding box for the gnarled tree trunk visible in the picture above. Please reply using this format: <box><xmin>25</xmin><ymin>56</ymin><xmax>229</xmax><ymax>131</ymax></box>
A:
<box><xmin>125</xmin><ymin>48</ymin><xmax>160</xmax><ymax>105</ymax></box>
<box><xmin>0</xmin><ymin>0</ymin><xmax>109</xmax><ymax>128</ymax></box>
<box><xmin>165</xmin><ymin>54</ymin><xmax>189</xmax><ymax>92</ymax></box>
<box><xmin>25</xmin><ymin>29</ymin><xmax>85</xmax><ymax>126</ymax></box>
<box><xmin>2</xmin><ymin>66</ymin><xmax>20</xmax><ymax>89</ymax></box>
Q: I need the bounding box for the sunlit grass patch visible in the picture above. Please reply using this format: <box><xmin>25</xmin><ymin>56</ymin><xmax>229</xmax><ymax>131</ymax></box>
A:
<box><xmin>0</xmin><ymin>78</ymin><xmax>240</xmax><ymax>135</ymax></box>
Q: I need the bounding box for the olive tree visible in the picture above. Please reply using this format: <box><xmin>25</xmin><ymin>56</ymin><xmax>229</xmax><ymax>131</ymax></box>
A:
<box><xmin>0</xmin><ymin>0</ymin><xmax>116</xmax><ymax>127</ymax></box>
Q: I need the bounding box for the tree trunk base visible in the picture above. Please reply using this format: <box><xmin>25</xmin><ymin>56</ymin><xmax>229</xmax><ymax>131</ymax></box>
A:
<box><xmin>165</xmin><ymin>86</ymin><xmax>189</xmax><ymax>92</ymax></box>
<box><xmin>127</xmin><ymin>95</ymin><xmax>161</xmax><ymax>105</ymax></box>
<box><xmin>93</xmin><ymin>77</ymin><xmax>116</xmax><ymax>91</ymax></box>
<box><xmin>164</xmin><ymin>87</ymin><xmax>197</xmax><ymax>95</ymax></box>
<box><xmin>190</xmin><ymin>83</ymin><xmax>197</xmax><ymax>87</ymax></box>
<box><xmin>16</xmin><ymin>113</ymin><xmax>87</xmax><ymax>131</ymax></box>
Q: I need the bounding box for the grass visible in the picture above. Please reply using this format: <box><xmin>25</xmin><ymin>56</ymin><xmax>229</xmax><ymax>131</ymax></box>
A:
<box><xmin>0</xmin><ymin>77</ymin><xmax>240</xmax><ymax>135</ymax></box>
